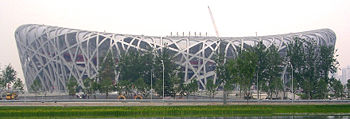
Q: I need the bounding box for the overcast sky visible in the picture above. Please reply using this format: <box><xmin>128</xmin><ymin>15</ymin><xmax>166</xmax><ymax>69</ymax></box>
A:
<box><xmin>0</xmin><ymin>0</ymin><xmax>349</xmax><ymax>81</ymax></box>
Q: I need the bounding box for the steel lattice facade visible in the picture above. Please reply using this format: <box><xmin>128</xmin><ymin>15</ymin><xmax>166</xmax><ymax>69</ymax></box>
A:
<box><xmin>15</xmin><ymin>24</ymin><xmax>336</xmax><ymax>92</ymax></box>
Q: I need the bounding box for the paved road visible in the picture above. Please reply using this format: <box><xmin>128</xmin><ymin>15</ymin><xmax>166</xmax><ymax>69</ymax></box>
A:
<box><xmin>1</xmin><ymin>99</ymin><xmax>350</xmax><ymax>106</ymax></box>
<box><xmin>1</xmin><ymin>94</ymin><xmax>350</xmax><ymax>106</ymax></box>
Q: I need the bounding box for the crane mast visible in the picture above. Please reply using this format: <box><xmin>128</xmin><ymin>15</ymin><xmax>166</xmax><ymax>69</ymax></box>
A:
<box><xmin>208</xmin><ymin>6</ymin><xmax>219</xmax><ymax>37</ymax></box>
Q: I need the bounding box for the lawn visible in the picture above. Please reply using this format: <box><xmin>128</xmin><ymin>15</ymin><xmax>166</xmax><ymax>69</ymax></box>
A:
<box><xmin>0</xmin><ymin>105</ymin><xmax>350</xmax><ymax>118</ymax></box>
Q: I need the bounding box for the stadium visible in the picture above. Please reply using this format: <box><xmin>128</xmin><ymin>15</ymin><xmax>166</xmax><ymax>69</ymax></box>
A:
<box><xmin>15</xmin><ymin>24</ymin><xmax>336</xmax><ymax>92</ymax></box>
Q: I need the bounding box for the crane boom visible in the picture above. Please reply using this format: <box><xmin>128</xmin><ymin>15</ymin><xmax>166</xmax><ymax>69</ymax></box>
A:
<box><xmin>208</xmin><ymin>6</ymin><xmax>219</xmax><ymax>37</ymax></box>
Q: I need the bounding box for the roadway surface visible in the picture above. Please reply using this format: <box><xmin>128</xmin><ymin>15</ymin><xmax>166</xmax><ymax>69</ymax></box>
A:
<box><xmin>1</xmin><ymin>99</ymin><xmax>350</xmax><ymax>106</ymax></box>
<box><xmin>1</xmin><ymin>94</ymin><xmax>350</xmax><ymax>106</ymax></box>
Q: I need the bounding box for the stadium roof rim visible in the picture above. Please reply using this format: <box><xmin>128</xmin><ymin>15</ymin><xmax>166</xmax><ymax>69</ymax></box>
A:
<box><xmin>16</xmin><ymin>24</ymin><xmax>335</xmax><ymax>39</ymax></box>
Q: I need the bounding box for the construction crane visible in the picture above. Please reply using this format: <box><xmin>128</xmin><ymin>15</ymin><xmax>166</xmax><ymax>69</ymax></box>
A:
<box><xmin>208</xmin><ymin>6</ymin><xmax>219</xmax><ymax>37</ymax></box>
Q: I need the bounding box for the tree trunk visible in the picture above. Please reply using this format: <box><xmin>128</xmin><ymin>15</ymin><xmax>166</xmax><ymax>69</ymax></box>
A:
<box><xmin>223</xmin><ymin>90</ymin><xmax>227</xmax><ymax>105</ymax></box>
<box><xmin>257</xmin><ymin>85</ymin><xmax>260</xmax><ymax>100</ymax></box>
<box><xmin>239</xmin><ymin>88</ymin><xmax>242</xmax><ymax>98</ymax></box>
<box><xmin>282</xmin><ymin>89</ymin><xmax>285</xmax><ymax>100</ymax></box>
<box><xmin>245</xmin><ymin>90</ymin><xmax>249</xmax><ymax>103</ymax></box>
<box><xmin>275</xmin><ymin>91</ymin><xmax>278</xmax><ymax>99</ymax></box>
<box><xmin>212</xmin><ymin>92</ymin><xmax>215</xmax><ymax>99</ymax></box>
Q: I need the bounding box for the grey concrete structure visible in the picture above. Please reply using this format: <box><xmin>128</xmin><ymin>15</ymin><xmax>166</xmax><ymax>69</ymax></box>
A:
<box><xmin>15</xmin><ymin>24</ymin><xmax>336</xmax><ymax>92</ymax></box>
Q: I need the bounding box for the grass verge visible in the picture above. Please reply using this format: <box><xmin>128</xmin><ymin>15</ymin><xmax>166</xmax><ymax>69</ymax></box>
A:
<box><xmin>0</xmin><ymin>105</ymin><xmax>349</xmax><ymax>118</ymax></box>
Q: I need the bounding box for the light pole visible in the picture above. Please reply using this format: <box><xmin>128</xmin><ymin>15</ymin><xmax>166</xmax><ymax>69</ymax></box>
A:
<box><xmin>161</xmin><ymin>60</ymin><xmax>165</xmax><ymax>102</ymax></box>
<box><xmin>289</xmin><ymin>61</ymin><xmax>294</xmax><ymax>103</ymax></box>
<box><xmin>151</xmin><ymin>50</ymin><xmax>155</xmax><ymax>101</ymax></box>
<box><xmin>257</xmin><ymin>72</ymin><xmax>259</xmax><ymax>101</ymax></box>
<box><xmin>256</xmin><ymin>32</ymin><xmax>260</xmax><ymax>102</ymax></box>
<box><xmin>151</xmin><ymin>70</ymin><xmax>153</xmax><ymax>100</ymax></box>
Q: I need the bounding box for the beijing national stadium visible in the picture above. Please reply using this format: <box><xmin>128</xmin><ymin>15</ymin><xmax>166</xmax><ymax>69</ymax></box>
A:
<box><xmin>14</xmin><ymin>24</ymin><xmax>336</xmax><ymax>92</ymax></box>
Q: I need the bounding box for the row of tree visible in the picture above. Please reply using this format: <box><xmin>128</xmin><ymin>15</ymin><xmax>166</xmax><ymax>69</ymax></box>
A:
<box><xmin>66</xmin><ymin>48</ymin><xmax>198</xmax><ymax>99</ymax></box>
<box><xmin>213</xmin><ymin>37</ymin><xmax>344</xmax><ymax>102</ymax></box>
<box><xmin>50</xmin><ymin>37</ymin><xmax>350</xmax><ymax>100</ymax></box>
<box><xmin>0</xmin><ymin>64</ymin><xmax>24</xmax><ymax>94</ymax></box>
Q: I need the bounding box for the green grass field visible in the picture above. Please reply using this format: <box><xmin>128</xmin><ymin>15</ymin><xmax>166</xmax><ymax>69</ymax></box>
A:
<box><xmin>0</xmin><ymin>105</ymin><xmax>350</xmax><ymax>118</ymax></box>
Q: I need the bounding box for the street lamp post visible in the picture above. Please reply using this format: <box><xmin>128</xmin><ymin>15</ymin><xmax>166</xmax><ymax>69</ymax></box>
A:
<box><xmin>257</xmin><ymin>72</ymin><xmax>259</xmax><ymax>102</ymax></box>
<box><xmin>161</xmin><ymin>60</ymin><xmax>165</xmax><ymax>102</ymax></box>
<box><xmin>151</xmin><ymin>71</ymin><xmax>153</xmax><ymax>100</ymax></box>
<box><xmin>256</xmin><ymin>32</ymin><xmax>260</xmax><ymax>102</ymax></box>
<box><xmin>151</xmin><ymin>50</ymin><xmax>155</xmax><ymax>101</ymax></box>
<box><xmin>289</xmin><ymin>62</ymin><xmax>295</xmax><ymax>102</ymax></box>
<box><xmin>289</xmin><ymin>61</ymin><xmax>294</xmax><ymax>103</ymax></box>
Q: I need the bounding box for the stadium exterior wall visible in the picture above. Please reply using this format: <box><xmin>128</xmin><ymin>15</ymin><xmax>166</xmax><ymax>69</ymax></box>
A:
<box><xmin>15</xmin><ymin>24</ymin><xmax>336</xmax><ymax>92</ymax></box>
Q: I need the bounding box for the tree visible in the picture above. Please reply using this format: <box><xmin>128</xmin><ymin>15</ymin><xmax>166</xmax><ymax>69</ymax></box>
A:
<box><xmin>153</xmin><ymin>47</ymin><xmax>177</xmax><ymax>97</ymax></box>
<box><xmin>118</xmin><ymin>49</ymin><xmax>154</xmax><ymax>96</ymax></box>
<box><xmin>119</xmin><ymin>51</ymin><xmax>144</xmax><ymax>83</ymax></box>
<box><xmin>318</xmin><ymin>46</ymin><xmax>338</xmax><ymax>83</ymax></box>
<box><xmin>262</xmin><ymin>45</ymin><xmax>283</xmax><ymax>99</ymax></box>
<box><xmin>12</xmin><ymin>78</ymin><xmax>24</xmax><ymax>93</ymax></box>
<box><xmin>302</xmin><ymin>39</ymin><xmax>320</xmax><ymax>99</ymax></box>
<box><xmin>176</xmin><ymin>79</ymin><xmax>186</xmax><ymax>98</ymax></box>
<box><xmin>118</xmin><ymin>47</ymin><xmax>178</xmax><ymax>98</ymax></box>
<box><xmin>302</xmin><ymin>40</ymin><xmax>338</xmax><ymax>99</ymax></box>
<box><xmin>0</xmin><ymin>73</ymin><xmax>4</xmax><ymax>95</ymax></box>
<box><xmin>313</xmin><ymin>78</ymin><xmax>328</xmax><ymax>99</ymax></box>
<box><xmin>116</xmin><ymin>80</ymin><xmax>132</xmax><ymax>96</ymax></box>
<box><xmin>134</xmin><ymin>78</ymin><xmax>149</xmax><ymax>96</ymax></box>
<box><xmin>253</xmin><ymin>41</ymin><xmax>269</xmax><ymax>100</ymax></box>
<box><xmin>235</xmin><ymin>49</ymin><xmax>258</xmax><ymax>99</ymax></box>
<box><xmin>139</xmin><ymin>49</ymin><xmax>156</xmax><ymax>86</ymax></box>
<box><xmin>98</xmin><ymin>51</ymin><xmax>116</xmax><ymax>99</ymax></box>
<box><xmin>99</xmin><ymin>78</ymin><xmax>114</xmax><ymax>99</ymax></box>
<box><xmin>331</xmin><ymin>79</ymin><xmax>344</xmax><ymax>99</ymax></box>
<box><xmin>176</xmin><ymin>77</ymin><xmax>197</xmax><ymax>99</ymax></box>
<box><xmin>83</xmin><ymin>78</ymin><xmax>91</xmax><ymax>95</ymax></box>
<box><xmin>83</xmin><ymin>78</ymin><xmax>99</xmax><ymax>99</ymax></box>
<box><xmin>215</xmin><ymin>52</ymin><xmax>233</xmax><ymax>104</ymax></box>
<box><xmin>206</xmin><ymin>78</ymin><xmax>218</xmax><ymax>99</ymax></box>
<box><xmin>270</xmin><ymin>77</ymin><xmax>283</xmax><ymax>99</ymax></box>
<box><xmin>347</xmin><ymin>79</ymin><xmax>350</xmax><ymax>98</ymax></box>
<box><xmin>227</xmin><ymin>59</ymin><xmax>240</xmax><ymax>97</ymax></box>
<box><xmin>119</xmin><ymin>49</ymin><xmax>155</xmax><ymax>83</ymax></box>
<box><xmin>1</xmin><ymin>64</ymin><xmax>17</xmax><ymax>90</ymax></box>
<box><xmin>287</xmin><ymin>37</ymin><xmax>307</xmax><ymax>98</ymax></box>
<box><xmin>169</xmin><ymin>74</ymin><xmax>182</xmax><ymax>98</ymax></box>
<box><xmin>184</xmin><ymin>80</ymin><xmax>198</xmax><ymax>99</ymax></box>
<box><xmin>155</xmin><ymin>73</ymin><xmax>179</xmax><ymax>97</ymax></box>
<box><xmin>287</xmin><ymin>37</ymin><xmax>338</xmax><ymax>99</ymax></box>
<box><xmin>30</xmin><ymin>78</ymin><xmax>42</xmax><ymax>94</ymax></box>
<box><xmin>91</xmin><ymin>80</ymin><xmax>99</xmax><ymax>99</ymax></box>
<box><xmin>67</xmin><ymin>77</ymin><xmax>78</xmax><ymax>96</ymax></box>
<box><xmin>315</xmin><ymin>46</ymin><xmax>338</xmax><ymax>99</ymax></box>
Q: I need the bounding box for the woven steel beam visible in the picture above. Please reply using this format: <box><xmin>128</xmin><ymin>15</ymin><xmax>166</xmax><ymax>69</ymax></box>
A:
<box><xmin>15</xmin><ymin>24</ymin><xmax>336</xmax><ymax>92</ymax></box>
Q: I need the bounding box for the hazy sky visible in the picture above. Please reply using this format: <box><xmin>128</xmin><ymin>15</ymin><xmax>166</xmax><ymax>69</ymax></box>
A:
<box><xmin>0</xmin><ymin>0</ymin><xmax>349</xmax><ymax>81</ymax></box>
